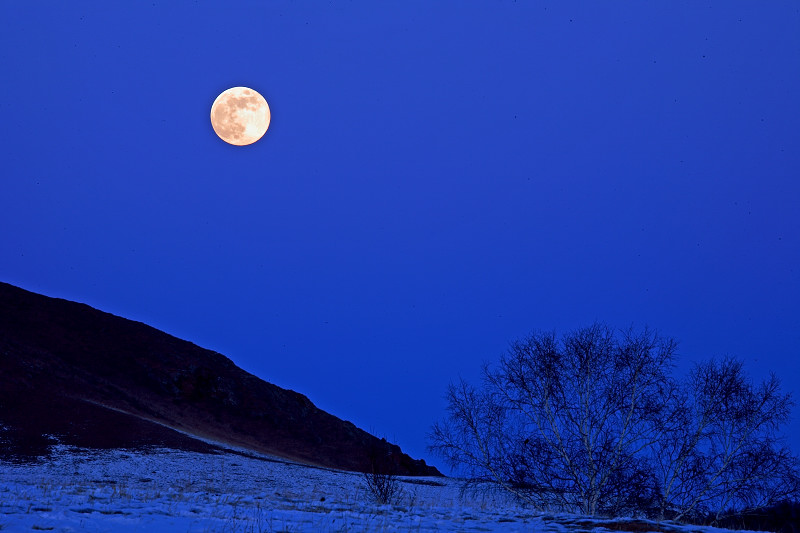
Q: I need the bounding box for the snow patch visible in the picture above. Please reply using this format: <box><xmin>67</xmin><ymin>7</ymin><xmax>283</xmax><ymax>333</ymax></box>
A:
<box><xmin>0</xmin><ymin>447</ymin><xmax>766</xmax><ymax>532</ymax></box>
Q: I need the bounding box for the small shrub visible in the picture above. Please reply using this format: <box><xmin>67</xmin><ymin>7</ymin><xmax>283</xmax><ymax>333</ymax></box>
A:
<box><xmin>363</xmin><ymin>444</ymin><xmax>403</xmax><ymax>505</ymax></box>
<box><xmin>364</xmin><ymin>466</ymin><xmax>402</xmax><ymax>505</ymax></box>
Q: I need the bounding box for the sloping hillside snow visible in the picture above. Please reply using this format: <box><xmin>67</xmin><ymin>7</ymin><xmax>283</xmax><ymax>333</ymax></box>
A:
<box><xmin>0</xmin><ymin>446</ymin><xmax>766</xmax><ymax>532</ymax></box>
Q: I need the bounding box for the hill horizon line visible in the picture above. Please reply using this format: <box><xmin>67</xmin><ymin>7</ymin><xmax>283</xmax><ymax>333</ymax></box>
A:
<box><xmin>0</xmin><ymin>280</ymin><xmax>441</xmax><ymax>477</ymax></box>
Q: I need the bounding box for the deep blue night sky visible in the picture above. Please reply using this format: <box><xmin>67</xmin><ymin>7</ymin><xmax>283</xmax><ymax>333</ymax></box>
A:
<box><xmin>2</xmin><ymin>2</ymin><xmax>798</xmax><ymax>469</ymax></box>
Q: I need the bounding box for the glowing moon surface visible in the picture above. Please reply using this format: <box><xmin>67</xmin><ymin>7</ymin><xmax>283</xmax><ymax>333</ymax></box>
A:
<box><xmin>210</xmin><ymin>87</ymin><xmax>270</xmax><ymax>146</ymax></box>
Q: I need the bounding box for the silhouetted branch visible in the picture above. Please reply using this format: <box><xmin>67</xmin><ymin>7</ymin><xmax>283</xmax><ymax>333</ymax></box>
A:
<box><xmin>430</xmin><ymin>323</ymin><xmax>800</xmax><ymax>521</ymax></box>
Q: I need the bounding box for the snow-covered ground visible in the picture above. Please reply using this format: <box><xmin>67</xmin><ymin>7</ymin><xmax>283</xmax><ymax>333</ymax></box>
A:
<box><xmin>0</xmin><ymin>445</ymin><xmax>765</xmax><ymax>532</ymax></box>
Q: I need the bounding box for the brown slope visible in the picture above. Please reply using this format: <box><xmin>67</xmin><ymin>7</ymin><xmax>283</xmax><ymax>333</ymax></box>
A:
<box><xmin>0</xmin><ymin>281</ymin><xmax>441</xmax><ymax>476</ymax></box>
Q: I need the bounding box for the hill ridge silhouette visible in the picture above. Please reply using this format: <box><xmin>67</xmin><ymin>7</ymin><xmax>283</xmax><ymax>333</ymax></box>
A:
<box><xmin>0</xmin><ymin>281</ymin><xmax>440</xmax><ymax>476</ymax></box>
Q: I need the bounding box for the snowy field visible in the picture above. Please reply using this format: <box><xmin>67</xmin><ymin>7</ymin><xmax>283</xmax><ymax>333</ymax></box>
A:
<box><xmin>0</xmin><ymin>445</ymin><xmax>766</xmax><ymax>532</ymax></box>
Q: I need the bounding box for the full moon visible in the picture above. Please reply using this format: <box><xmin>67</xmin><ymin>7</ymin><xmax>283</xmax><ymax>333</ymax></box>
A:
<box><xmin>210</xmin><ymin>87</ymin><xmax>270</xmax><ymax>146</ymax></box>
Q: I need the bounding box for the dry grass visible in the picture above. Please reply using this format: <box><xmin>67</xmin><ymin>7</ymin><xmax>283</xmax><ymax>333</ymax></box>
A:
<box><xmin>565</xmin><ymin>518</ymin><xmax>687</xmax><ymax>533</ymax></box>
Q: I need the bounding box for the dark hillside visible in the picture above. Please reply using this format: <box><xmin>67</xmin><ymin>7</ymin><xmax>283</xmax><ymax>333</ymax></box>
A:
<box><xmin>0</xmin><ymin>281</ymin><xmax>440</xmax><ymax>476</ymax></box>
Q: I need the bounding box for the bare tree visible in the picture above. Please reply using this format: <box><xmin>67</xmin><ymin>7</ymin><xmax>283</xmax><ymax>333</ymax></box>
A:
<box><xmin>650</xmin><ymin>357</ymin><xmax>799</xmax><ymax>521</ymax></box>
<box><xmin>430</xmin><ymin>324</ymin><xmax>800</xmax><ymax>520</ymax></box>
<box><xmin>431</xmin><ymin>324</ymin><xmax>676</xmax><ymax>515</ymax></box>
<box><xmin>429</xmin><ymin>379</ymin><xmax>532</xmax><ymax>502</ymax></box>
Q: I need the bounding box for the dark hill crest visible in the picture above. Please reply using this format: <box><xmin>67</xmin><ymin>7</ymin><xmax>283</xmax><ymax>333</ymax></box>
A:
<box><xmin>0</xmin><ymin>281</ymin><xmax>440</xmax><ymax>476</ymax></box>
